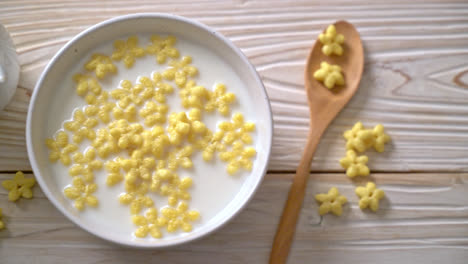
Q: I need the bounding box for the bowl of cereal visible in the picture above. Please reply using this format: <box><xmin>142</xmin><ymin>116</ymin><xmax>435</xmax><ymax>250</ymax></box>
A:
<box><xmin>26</xmin><ymin>13</ymin><xmax>272</xmax><ymax>247</ymax></box>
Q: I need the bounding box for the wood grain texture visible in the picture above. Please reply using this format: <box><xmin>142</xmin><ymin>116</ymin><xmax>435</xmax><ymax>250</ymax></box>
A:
<box><xmin>1</xmin><ymin>0</ymin><xmax>468</xmax><ymax>171</ymax></box>
<box><xmin>1</xmin><ymin>1</ymin><xmax>468</xmax><ymax>263</ymax></box>
<box><xmin>1</xmin><ymin>172</ymin><xmax>468</xmax><ymax>264</ymax></box>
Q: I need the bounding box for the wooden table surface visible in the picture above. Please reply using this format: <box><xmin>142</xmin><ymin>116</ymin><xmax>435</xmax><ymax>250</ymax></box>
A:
<box><xmin>1</xmin><ymin>1</ymin><xmax>468</xmax><ymax>263</ymax></box>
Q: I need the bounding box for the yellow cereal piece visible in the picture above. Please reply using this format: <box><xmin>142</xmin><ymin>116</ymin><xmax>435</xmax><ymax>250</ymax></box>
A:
<box><xmin>69</xmin><ymin>164</ymin><xmax>84</xmax><ymax>176</ymax></box>
<box><xmin>48</xmin><ymin>151</ymin><xmax>60</xmax><ymax>162</ymax></box>
<box><xmin>239</xmin><ymin>158</ymin><xmax>253</xmax><ymax>171</ymax></box>
<box><xmin>146</xmin><ymin>35</ymin><xmax>179</xmax><ymax>64</ymax></box>
<box><xmin>111</xmin><ymin>36</ymin><xmax>146</xmax><ymax>68</ymax></box>
<box><xmin>315</xmin><ymin>187</ymin><xmax>347</xmax><ymax>216</ymax></box>
<box><xmin>84</xmin><ymin>105</ymin><xmax>99</xmax><ymax>116</ymax></box>
<box><xmin>73</xmin><ymin>74</ymin><xmax>102</xmax><ymax>97</ymax></box>
<box><xmin>181</xmin><ymin>222</ymin><xmax>192</xmax><ymax>232</ymax></box>
<box><xmin>339</xmin><ymin>150</ymin><xmax>370</xmax><ymax>178</ymax></box>
<box><xmin>205</xmin><ymin>83</ymin><xmax>236</xmax><ymax>115</ymax></box>
<box><xmin>355</xmin><ymin>182</ymin><xmax>385</xmax><ymax>212</ymax></box>
<box><xmin>343</xmin><ymin>122</ymin><xmax>371</xmax><ymax>152</ymax></box>
<box><xmin>62</xmin><ymin>144</ymin><xmax>78</xmax><ymax>154</ymax></box>
<box><xmin>371</xmin><ymin>124</ymin><xmax>391</xmax><ymax>153</ymax></box>
<box><xmin>168</xmin><ymin>56</ymin><xmax>198</xmax><ymax>86</ymax></box>
<box><xmin>119</xmin><ymin>193</ymin><xmax>133</xmax><ymax>205</ymax></box>
<box><xmin>127</xmin><ymin>195</ymin><xmax>154</xmax><ymax>214</ymax></box>
<box><xmin>219</xmin><ymin>151</ymin><xmax>233</xmax><ymax>162</ymax></box>
<box><xmin>60</xmin><ymin>154</ymin><xmax>72</xmax><ymax>166</ymax></box>
<box><xmin>240</xmin><ymin>133</ymin><xmax>253</xmax><ymax>144</ymax></box>
<box><xmin>318</xmin><ymin>24</ymin><xmax>345</xmax><ymax>56</ymax></box>
<box><xmin>63</xmin><ymin>177</ymin><xmax>98</xmax><ymax>211</ymax></box>
<box><xmin>64</xmin><ymin>121</ymin><xmax>79</xmax><ymax>132</ymax></box>
<box><xmin>45</xmin><ymin>138</ymin><xmax>58</xmax><ymax>150</ymax></box>
<box><xmin>106</xmin><ymin>173</ymin><xmax>123</xmax><ymax>186</ymax></box>
<box><xmin>218</xmin><ymin>121</ymin><xmax>233</xmax><ymax>131</ymax></box>
<box><xmin>168</xmin><ymin>196</ymin><xmax>178</xmax><ymax>206</ymax></box>
<box><xmin>177</xmin><ymin>201</ymin><xmax>188</xmax><ymax>213</ymax></box>
<box><xmin>84</xmin><ymin>54</ymin><xmax>117</xmax><ymax>79</ymax></box>
<box><xmin>132</xmin><ymin>215</ymin><xmax>148</xmax><ymax>227</ymax></box>
<box><xmin>242</xmin><ymin>147</ymin><xmax>256</xmax><ymax>158</ymax></box>
<box><xmin>147</xmin><ymin>204</ymin><xmax>200</xmax><ymax>234</ymax></box>
<box><xmin>202</xmin><ymin>149</ymin><xmax>214</xmax><ymax>161</ymax></box>
<box><xmin>186</xmin><ymin>210</ymin><xmax>200</xmax><ymax>221</ymax></box>
<box><xmin>134</xmin><ymin>226</ymin><xmax>149</xmax><ymax>238</ymax></box>
<box><xmin>1</xmin><ymin>171</ymin><xmax>36</xmax><ymax>202</ymax></box>
<box><xmin>89</xmin><ymin>160</ymin><xmax>103</xmax><ymax>170</ymax></box>
<box><xmin>243</xmin><ymin>122</ymin><xmax>256</xmax><ymax>132</ymax></box>
<box><xmin>313</xmin><ymin>61</ymin><xmax>345</xmax><ymax>89</ymax></box>
<box><xmin>227</xmin><ymin>162</ymin><xmax>240</xmax><ymax>175</ymax></box>
<box><xmin>212</xmin><ymin>113</ymin><xmax>257</xmax><ymax>175</ymax></box>
<box><xmin>84</xmin><ymin>148</ymin><xmax>96</xmax><ymax>160</ymax></box>
<box><xmin>85</xmin><ymin>94</ymin><xmax>97</xmax><ymax>105</ymax></box>
<box><xmin>178</xmin><ymin>191</ymin><xmax>191</xmax><ymax>201</ymax></box>
<box><xmin>56</xmin><ymin>131</ymin><xmax>69</xmax><ymax>148</ymax></box>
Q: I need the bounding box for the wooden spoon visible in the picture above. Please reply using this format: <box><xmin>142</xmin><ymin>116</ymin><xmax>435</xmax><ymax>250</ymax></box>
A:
<box><xmin>269</xmin><ymin>21</ymin><xmax>364</xmax><ymax>264</ymax></box>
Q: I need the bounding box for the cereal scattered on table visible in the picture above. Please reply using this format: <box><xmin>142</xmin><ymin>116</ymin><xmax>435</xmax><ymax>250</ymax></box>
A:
<box><xmin>355</xmin><ymin>182</ymin><xmax>385</xmax><ymax>212</ymax></box>
<box><xmin>339</xmin><ymin>150</ymin><xmax>370</xmax><ymax>178</ymax></box>
<box><xmin>1</xmin><ymin>171</ymin><xmax>36</xmax><ymax>202</ymax></box>
<box><xmin>315</xmin><ymin>187</ymin><xmax>347</xmax><ymax>216</ymax></box>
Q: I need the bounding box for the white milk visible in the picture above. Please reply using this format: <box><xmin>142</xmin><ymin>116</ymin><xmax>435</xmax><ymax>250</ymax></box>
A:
<box><xmin>45</xmin><ymin>34</ymin><xmax>258</xmax><ymax>241</ymax></box>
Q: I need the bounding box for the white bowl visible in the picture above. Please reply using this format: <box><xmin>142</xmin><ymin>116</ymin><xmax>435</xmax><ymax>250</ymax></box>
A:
<box><xmin>26</xmin><ymin>13</ymin><xmax>272</xmax><ymax>247</ymax></box>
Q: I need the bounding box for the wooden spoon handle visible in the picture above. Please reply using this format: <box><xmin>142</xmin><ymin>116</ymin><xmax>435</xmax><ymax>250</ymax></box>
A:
<box><xmin>269</xmin><ymin>124</ymin><xmax>326</xmax><ymax>264</ymax></box>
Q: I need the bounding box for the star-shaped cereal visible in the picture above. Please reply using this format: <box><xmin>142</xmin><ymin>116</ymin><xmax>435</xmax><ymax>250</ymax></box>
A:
<box><xmin>2</xmin><ymin>171</ymin><xmax>36</xmax><ymax>202</ymax></box>
<box><xmin>215</xmin><ymin>113</ymin><xmax>256</xmax><ymax>174</ymax></box>
<box><xmin>179</xmin><ymin>80</ymin><xmax>209</xmax><ymax>109</ymax></box>
<box><xmin>355</xmin><ymin>182</ymin><xmax>385</xmax><ymax>212</ymax></box>
<box><xmin>161</xmin><ymin>202</ymin><xmax>200</xmax><ymax>233</ymax></box>
<box><xmin>162</xmin><ymin>56</ymin><xmax>198</xmax><ymax>88</ymax></box>
<box><xmin>315</xmin><ymin>187</ymin><xmax>347</xmax><ymax>216</ymax></box>
<box><xmin>131</xmin><ymin>207</ymin><xmax>163</xmax><ymax>238</ymax></box>
<box><xmin>205</xmin><ymin>83</ymin><xmax>236</xmax><ymax>116</ymax></box>
<box><xmin>46</xmin><ymin>131</ymin><xmax>79</xmax><ymax>166</ymax></box>
<box><xmin>0</xmin><ymin>208</ymin><xmax>4</xmax><ymax>230</ymax></box>
<box><xmin>68</xmin><ymin>148</ymin><xmax>103</xmax><ymax>183</ymax></box>
<box><xmin>111</xmin><ymin>36</ymin><xmax>146</xmax><ymax>68</ymax></box>
<box><xmin>340</xmin><ymin>150</ymin><xmax>370</xmax><ymax>178</ymax></box>
<box><xmin>371</xmin><ymin>124</ymin><xmax>391</xmax><ymax>153</ymax></box>
<box><xmin>151</xmin><ymin>72</ymin><xmax>175</xmax><ymax>103</ymax></box>
<box><xmin>72</xmin><ymin>74</ymin><xmax>102</xmax><ymax>97</ymax></box>
<box><xmin>63</xmin><ymin>109</ymin><xmax>99</xmax><ymax>142</ymax></box>
<box><xmin>84</xmin><ymin>54</ymin><xmax>117</xmax><ymax>79</ymax></box>
<box><xmin>63</xmin><ymin>177</ymin><xmax>98</xmax><ymax>211</ymax></box>
<box><xmin>146</xmin><ymin>35</ymin><xmax>180</xmax><ymax>64</ymax></box>
<box><xmin>313</xmin><ymin>62</ymin><xmax>345</xmax><ymax>89</ymax></box>
<box><xmin>343</xmin><ymin>121</ymin><xmax>374</xmax><ymax>153</ymax></box>
<box><xmin>318</xmin><ymin>24</ymin><xmax>345</xmax><ymax>56</ymax></box>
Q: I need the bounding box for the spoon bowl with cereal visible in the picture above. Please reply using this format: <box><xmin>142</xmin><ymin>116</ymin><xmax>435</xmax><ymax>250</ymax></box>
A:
<box><xmin>269</xmin><ymin>20</ymin><xmax>364</xmax><ymax>263</ymax></box>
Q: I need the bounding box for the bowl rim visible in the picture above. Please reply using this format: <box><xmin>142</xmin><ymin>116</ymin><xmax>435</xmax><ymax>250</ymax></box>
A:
<box><xmin>26</xmin><ymin>13</ymin><xmax>273</xmax><ymax>248</ymax></box>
